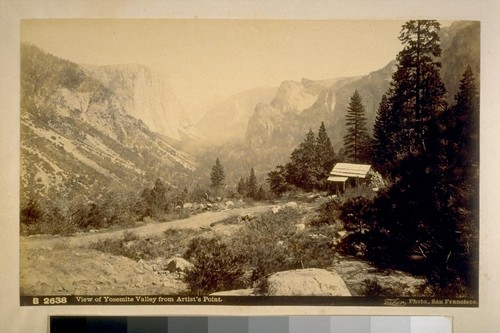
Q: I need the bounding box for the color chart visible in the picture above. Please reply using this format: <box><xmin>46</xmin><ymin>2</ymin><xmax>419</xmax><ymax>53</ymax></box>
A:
<box><xmin>50</xmin><ymin>316</ymin><xmax>452</xmax><ymax>333</ymax></box>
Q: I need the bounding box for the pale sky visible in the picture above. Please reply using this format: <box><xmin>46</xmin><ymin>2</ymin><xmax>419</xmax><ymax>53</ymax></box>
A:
<box><xmin>21</xmin><ymin>19</ymin><xmax>449</xmax><ymax>114</ymax></box>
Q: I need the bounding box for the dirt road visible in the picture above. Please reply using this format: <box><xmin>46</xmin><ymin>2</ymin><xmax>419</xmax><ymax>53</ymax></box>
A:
<box><xmin>20</xmin><ymin>204</ymin><xmax>275</xmax><ymax>249</ymax></box>
<box><xmin>20</xmin><ymin>203</ymin><xmax>278</xmax><ymax>296</ymax></box>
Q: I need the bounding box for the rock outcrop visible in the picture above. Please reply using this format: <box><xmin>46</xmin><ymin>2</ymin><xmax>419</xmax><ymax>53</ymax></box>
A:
<box><xmin>266</xmin><ymin>268</ymin><xmax>351</xmax><ymax>296</ymax></box>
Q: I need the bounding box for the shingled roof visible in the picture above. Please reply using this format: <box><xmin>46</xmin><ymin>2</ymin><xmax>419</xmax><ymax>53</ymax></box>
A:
<box><xmin>328</xmin><ymin>163</ymin><xmax>372</xmax><ymax>180</ymax></box>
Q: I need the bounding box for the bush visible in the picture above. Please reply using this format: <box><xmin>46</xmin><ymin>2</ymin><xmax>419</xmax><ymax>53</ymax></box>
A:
<box><xmin>341</xmin><ymin>185</ymin><xmax>377</xmax><ymax>201</ymax></box>
<box><xmin>231</xmin><ymin>208</ymin><xmax>302</xmax><ymax>283</ymax></box>
<box><xmin>287</xmin><ymin>226</ymin><xmax>338</xmax><ymax>269</ymax></box>
<box><xmin>339</xmin><ymin>196</ymin><xmax>375</xmax><ymax>233</ymax></box>
<box><xmin>311</xmin><ymin>198</ymin><xmax>342</xmax><ymax>226</ymax></box>
<box><xmin>20</xmin><ymin>199</ymin><xmax>78</xmax><ymax>236</ymax></box>
<box><xmin>183</xmin><ymin>237</ymin><xmax>248</xmax><ymax>295</ymax></box>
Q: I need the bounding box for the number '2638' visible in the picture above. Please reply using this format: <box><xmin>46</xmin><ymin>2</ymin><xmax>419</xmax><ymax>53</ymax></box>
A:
<box><xmin>43</xmin><ymin>297</ymin><xmax>67</xmax><ymax>305</ymax></box>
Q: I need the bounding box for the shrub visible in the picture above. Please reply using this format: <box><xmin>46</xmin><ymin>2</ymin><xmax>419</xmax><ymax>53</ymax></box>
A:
<box><xmin>339</xmin><ymin>196</ymin><xmax>374</xmax><ymax>233</ymax></box>
<box><xmin>183</xmin><ymin>237</ymin><xmax>248</xmax><ymax>295</ymax></box>
<box><xmin>341</xmin><ymin>184</ymin><xmax>377</xmax><ymax>201</ymax></box>
<box><xmin>231</xmin><ymin>208</ymin><xmax>301</xmax><ymax>283</ymax></box>
<box><xmin>287</xmin><ymin>226</ymin><xmax>338</xmax><ymax>269</ymax></box>
<box><xmin>311</xmin><ymin>198</ymin><xmax>342</xmax><ymax>227</ymax></box>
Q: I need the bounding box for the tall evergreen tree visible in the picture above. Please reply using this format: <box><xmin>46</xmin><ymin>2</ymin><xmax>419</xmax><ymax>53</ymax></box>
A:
<box><xmin>210</xmin><ymin>158</ymin><xmax>225</xmax><ymax>188</ymax></box>
<box><xmin>372</xmin><ymin>94</ymin><xmax>393</xmax><ymax>172</ymax></box>
<box><xmin>435</xmin><ymin>66</ymin><xmax>479</xmax><ymax>293</ymax></box>
<box><xmin>316</xmin><ymin>121</ymin><xmax>336</xmax><ymax>173</ymax></box>
<box><xmin>285</xmin><ymin>128</ymin><xmax>319</xmax><ymax>190</ymax></box>
<box><xmin>366</xmin><ymin>21</ymin><xmax>478</xmax><ymax>295</ymax></box>
<box><xmin>236</xmin><ymin>177</ymin><xmax>247</xmax><ymax>196</ymax></box>
<box><xmin>343</xmin><ymin>90</ymin><xmax>370</xmax><ymax>163</ymax></box>
<box><xmin>443</xmin><ymin>65</ymin><xmax>479</xmax><ymax>178</ymax></box>
<box><xmin>387</xmin><ymin>20</ymin><xmax>447</xmax><ymax>163</ymax></box>
<box><xmin>247</xmin><ymin>168</ymin><xmax>258</xmax><ymax>199</ymax></box>
<box><xmin>267</xmin><ymin>165</ymin><xmax>288</xmax><ymax>197</ymax></box>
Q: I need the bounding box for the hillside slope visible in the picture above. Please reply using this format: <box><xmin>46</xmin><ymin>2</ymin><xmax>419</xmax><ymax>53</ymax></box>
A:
<box><xmin>20</xmin><ymin>43</ymin><xmax>195</xmax><ymax>205</ymax></box>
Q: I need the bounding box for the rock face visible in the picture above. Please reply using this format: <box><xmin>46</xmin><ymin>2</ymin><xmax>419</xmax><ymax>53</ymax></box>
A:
<box><xmin>82</xmin><ymin>63</ymin><xmax>195</xmax><ymax>141</ymax></box>
<box><xmin>266</xmin><ymin>268</ymin><xmax>351</xmax><ymax>296</ymax></box>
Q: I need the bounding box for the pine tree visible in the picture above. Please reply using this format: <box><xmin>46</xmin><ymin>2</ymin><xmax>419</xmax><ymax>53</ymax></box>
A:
<box><xmin>247</xmin><ymin>168</ymin><xmax>258</xmax><ymax>199</ymax></box>
<box><xmin>435</xmin><ymin>66</ymin><xmax>479</xmax><ymax>292</ymax></box>
<box><xmin>285</xmin><ymin>128</ymin><xmax>318</xmax><ymax>190</ymax></box>
<box><xmin>210</xmin><ymin>158</ymin><xmax>225</xmax><ymax>188</ymax></box>
<box><xmin>316</xmin><ymin>121</ymin><xmax>336</xmax><ymax>174</ymax></box>
<box><xmin>367</xmin><ymin>21</ymin><xmax>478</xmax><ymax>295</ymax></box>
<box><xmin>444</xmin><ymin>65</ymin><xmax>479</xmax><ymax>177</ymax></box>
<box><xmin>388</xmin><ymin>20</ymin><xmax>447</xmax><ymax>161</ymax></box>
<box><xmin>372</xmin><ymin>94</ymin><xmax>393</xmax><ymax>172</ymax></box>
<box><xmin>343</xmin><ymin>90</ymin><xmax>370</xmax><ymax>163</ymax></box>
<box><xmin>236</xmin><ymin>177</ymin><xmax>247</xmax><ymax>196</ymax></box>
<box><xmin>267</xmin><ymin>165</ymin><xmax>288</xmax><ymax>197</ymax></box>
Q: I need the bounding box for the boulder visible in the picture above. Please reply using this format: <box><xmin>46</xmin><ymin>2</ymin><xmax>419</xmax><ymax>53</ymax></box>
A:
<box><xmin>183</xmin><ymin>203</ymin><xmax>193</xmax><ymax>209</ymax></box>
<box><xmin>266</xmin><ymin>268</ymin><xmax>351</xmax><ymax>296</ymax></box>
<box><xmin>225</xmin><ymin>200</ymin><xmax>235</xmax><ymax>208</ymax></box>
<box><xmin>284</xmin><ymin>202</ymin><xmax>298</xmax><ymax>209</ymax></box>
<box><xmin>165</xmin><ymin>257</ymin><xmax>193</xmax><ymax>274</ymax></box>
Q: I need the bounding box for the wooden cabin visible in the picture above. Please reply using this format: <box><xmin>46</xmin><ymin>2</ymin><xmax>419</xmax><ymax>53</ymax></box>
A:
<box><xmin>327</xmin><ymin>163</ymin><xmax>372</xmax><ymax>193</ymax></box>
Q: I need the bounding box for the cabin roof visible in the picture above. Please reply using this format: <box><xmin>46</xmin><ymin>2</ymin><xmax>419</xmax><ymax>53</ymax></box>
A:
<box><xmin>328</xmin><ymin>163</ymin><xmax>372</xmax><ymax>180</ymax></box>
<box><xmin>327</xmin><ymin>176</ymin><xmax>349</xmax><ymax>182</ymax></box>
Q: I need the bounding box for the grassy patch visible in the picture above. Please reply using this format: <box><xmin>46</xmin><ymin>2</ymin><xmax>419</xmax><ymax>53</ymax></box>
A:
<box><xmin>89</xmin><ymin>228</ymin><xmax>202</xmax><ymax>261</ymax></box>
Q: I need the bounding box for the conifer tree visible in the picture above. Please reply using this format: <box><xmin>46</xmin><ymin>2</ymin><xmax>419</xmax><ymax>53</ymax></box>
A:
<box><xmin>316</xmin><ymin>121</ymin><xmax>336</xmax><ymax>174</ymax></box>
<box><xmin>267</xmin><ymin>165</ymin><xmax>288</xmax><ymax>197</ymax></box>
<box><xmin>236</xmin><ymin>177</ymin><xmax>247</xmax><ymax>196</ymax></box>
<box><xmin>435</xmin><ymin>66</ymin><xmax>479</xmax><ymax>292</ymax></box>
<box><xmin>443</xmin><ymin>65</ymin><xmax>479</xmax><ymax>178</ymax></box>
<box><xmin>247</xmin><ymin>168</ymin><xmax>258</xmax><ymax>199</ymax></box>
<box><xmin>285</xmin><ymin>128</ymin><xmax>319</xmax><ymax>190</ymax></box>
<box><xmin>210</xmin><ymin>158</ymin><xmax>225</xmax><ymax>188</ymax></box>
<box><xmin>372</xmin><ymin>94</ymin><xmax>393</xmax><ymax>172</ymax></box>
<box><xmin>387</xmin><ymin>20</ymin><xmax>447</xmax><ymax>162</ymax></box>
<box><xmin>368</xmin><ymin>21</ymin><xmax>478</xmax><ymax>295</ymax></box>
<box><xmin>343</xmin><ymin>90</ymin><xmax>370</xmax><ymax>163</ymax></box>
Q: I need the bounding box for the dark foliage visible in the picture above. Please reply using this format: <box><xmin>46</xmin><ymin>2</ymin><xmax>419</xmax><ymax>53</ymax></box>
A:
<box><xmin>338</xmin><ymin>21</ymin><xmax>479</xmax><ymax>297</ymax></box>
<box><xmin>183</xmin><ymin>237</ymin><xmax>248</xmax><ymax>295</ymax></box>
<box><xmin>385</xmin><ymin>20</ymin><xmax>447</xmax><ymax>175</ymax></box>
<box><xmin>210</xmin><ymin>157</ymin><xmax>225</xmax><ymax>188</ymax></box>
<box><xmin>267</xmin><ymin>165</ymin><xmax>290</xmax><ymax>197</ymax></box>
<box><xmin>339</xmin><ymin>196</ymin><xmax>375</xmax><ymax>233</ymax></box>
<box><xmin>372</xmin><ymin>94</ymin><xmax>393</xmax><ymax>173</ymax></box>
<box><xmin>311</xmin><ymin>198</ymin><xmax>342</xmax><ymax>227</ymax></box>
<box><xmin>268</xmin><ymin>123</ymin><xmax>336</xmax><ymax>194</ymax></box>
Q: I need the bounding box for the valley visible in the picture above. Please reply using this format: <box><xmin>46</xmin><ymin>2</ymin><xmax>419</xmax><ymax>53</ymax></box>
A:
<box><xmin>19</xmin><ymin>20</ymin><xmax>480</xmax><ymax>302</ymax></box>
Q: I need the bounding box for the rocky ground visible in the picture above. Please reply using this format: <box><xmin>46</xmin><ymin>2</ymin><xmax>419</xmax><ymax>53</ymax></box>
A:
<box><xmin>20</xmin><ymin>199</ymin><xmax>427</xmax><ymax>297</ymax></box>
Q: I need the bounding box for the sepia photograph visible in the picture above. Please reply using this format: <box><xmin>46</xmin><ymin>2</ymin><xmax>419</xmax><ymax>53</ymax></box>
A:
<box><xmin>19</xmin><ymin>18</ymin><xmax>479</xmax><ymax>307</ymax></box>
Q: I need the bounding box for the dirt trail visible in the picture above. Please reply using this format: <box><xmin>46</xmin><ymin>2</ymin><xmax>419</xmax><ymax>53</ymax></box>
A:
<box><xmin>21</xmin><ymin>204</ymin><xmax>275</xmax><ymax>249</ymax></box>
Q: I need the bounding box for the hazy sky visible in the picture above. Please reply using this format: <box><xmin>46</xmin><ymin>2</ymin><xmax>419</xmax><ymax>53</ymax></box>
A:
<box><xmin>21</xmin><ymin>19</ymin><xmax>443</xmax><ymax>113</ymax></box>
